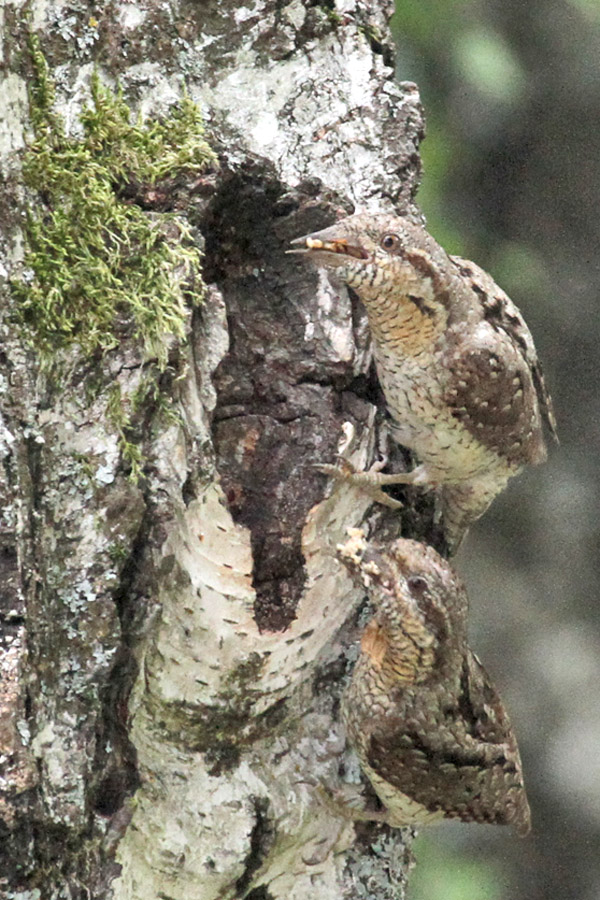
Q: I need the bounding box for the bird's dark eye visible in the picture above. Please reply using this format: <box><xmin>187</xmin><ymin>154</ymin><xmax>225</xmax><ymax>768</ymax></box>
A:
<box><xmin>381</xmin><ymin>233</ymin><xmax>401</xmax><ymax>251</ymax></box>
<box><xmin>407</xmin><ymin>575</ymin><xmax>429</xmax><ymax>596</ymax></box>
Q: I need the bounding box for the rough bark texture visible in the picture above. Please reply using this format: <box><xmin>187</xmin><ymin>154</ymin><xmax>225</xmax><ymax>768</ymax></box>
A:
<box><xmin>0</xmin><ymin>1</ymin><xmax>430</xmax><ymax>897</ymax></box>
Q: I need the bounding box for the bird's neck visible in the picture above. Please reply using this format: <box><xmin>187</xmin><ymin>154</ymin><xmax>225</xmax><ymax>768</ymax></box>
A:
<box><xmin>360</xmin><ymin>617</ymin><xmax>435</xmax><ymax>687</ymax></box>
<box><xmin>360</xmin><ymin>288</ymin><xmax>446</xmax><ymax>359</ymax></box>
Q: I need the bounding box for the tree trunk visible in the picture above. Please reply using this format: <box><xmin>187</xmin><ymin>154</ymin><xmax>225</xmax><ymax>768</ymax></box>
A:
<box><xmin>0</xmin><ymin>1</ymin><xmax>429</xmax><ymax>897</ymax></box>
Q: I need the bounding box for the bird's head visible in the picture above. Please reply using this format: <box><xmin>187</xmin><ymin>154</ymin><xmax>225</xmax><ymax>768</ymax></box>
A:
<box><xmin>289</xmin><ymin>212</ymin><xmax>451</xmax><ymax>322</ymax></box>
<box><xmin>338</xmin><ymin>529</ymin><xmax>467</xmax><ymax>680</ymax></box>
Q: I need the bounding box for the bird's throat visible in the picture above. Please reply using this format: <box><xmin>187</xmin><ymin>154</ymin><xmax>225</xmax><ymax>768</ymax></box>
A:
<box><xmin>364</xmin><ymin>291</ymin><xmax>443</xmax><ymax>358</ymax></box>
<box><xmin>361</xmin><ymin>619</ymin><xmax>424</xmax><ymax>685</ymax></box>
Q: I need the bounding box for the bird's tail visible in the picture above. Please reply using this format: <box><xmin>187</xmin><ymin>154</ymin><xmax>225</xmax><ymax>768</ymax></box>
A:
<box><xmin>441</xmin><ymin>481</ymin><xmax>503</xmax><ymax>554</ymax></box>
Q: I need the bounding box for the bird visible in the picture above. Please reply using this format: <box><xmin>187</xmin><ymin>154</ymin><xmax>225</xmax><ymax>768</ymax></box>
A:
<box><xmin>336</xmin><ymin>528</ymin><xmax>531</xmax><ymax>835</ymax></box>
<box><xmin>289</xmin><ymin>212</ymin><xmax>557</xmax><ymax>551</ymax></box>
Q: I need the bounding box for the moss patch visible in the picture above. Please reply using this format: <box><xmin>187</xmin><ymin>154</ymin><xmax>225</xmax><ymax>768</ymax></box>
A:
<box><xmin>105</xmin><ymin>382</ymin><xmax>145</xmax><ymax>481</ymax></box>
<box><xmin>105</xmin><ymin>363</ymin><xmax>183</xmax><ymax>480</ymax></box>
<box><xmin>12</xmin><ymin>35</ymin><xmax>216</xmax><ymax>366</ymax></box>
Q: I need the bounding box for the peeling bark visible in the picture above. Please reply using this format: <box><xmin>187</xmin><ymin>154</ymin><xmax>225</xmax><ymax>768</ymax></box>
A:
<box><xmin>0</xmin><ymin>0</ymin><xmax>429</xmax><ymax>897</ymax></box>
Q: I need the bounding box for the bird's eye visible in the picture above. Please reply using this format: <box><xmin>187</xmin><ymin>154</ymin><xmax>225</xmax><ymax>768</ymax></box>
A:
<box><xmin>407</xmin><ymin>575</ymin><xmax>429</xmax><ymax>596</ymax></box>
<box><xmin>381</xmin><ymin>233</ymin><xmax>401</xmax><ymax>251</ymax></box>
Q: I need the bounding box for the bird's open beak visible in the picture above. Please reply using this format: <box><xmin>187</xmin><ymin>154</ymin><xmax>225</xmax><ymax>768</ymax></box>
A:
<box><xmin>287</xmin><ymin>225</ymin><xmax>369</xmax><ymax>264</ymax></box>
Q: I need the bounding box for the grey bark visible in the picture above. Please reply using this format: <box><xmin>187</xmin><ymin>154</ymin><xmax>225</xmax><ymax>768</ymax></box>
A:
<box><xmin>0</xmin><ymin>1</ymin><xmax>429</xmax><ymax>897</ymax></box>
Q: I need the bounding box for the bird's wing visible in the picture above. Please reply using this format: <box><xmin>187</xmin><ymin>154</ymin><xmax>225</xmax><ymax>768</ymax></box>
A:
<box><xmin>442</xmin><ymin>334</ymin><xmax>547</xmax><ymax>467</ymax></box>
<box><xmin>450</xmin><ymin>256</ymin><xmax>558</xmax><ymax>445</ymax></box>
<box><xmin>367</xmin><ymin>653</ymin><xmax>531</xmax><ymax>834</ymax></box>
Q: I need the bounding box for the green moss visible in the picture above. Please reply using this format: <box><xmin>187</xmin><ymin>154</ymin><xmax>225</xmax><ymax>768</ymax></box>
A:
<box><xmin>104</xmin><ymin>364</ymin><xmax>184</xmax><ymax>480</ymax></box>
<box><xmin>323</xmin><ymin>8</ymin><xmax>343</xmax><ymax>25</ymax></box>
<box><xmin>108</xmin><ymin>541</ymin><xmax>131</xmax><ymax>565</ymax></box>
<box><xmin>13</xmin><ymin>35</ymin><xmax>216</xmax><ymax>366</ymax></box>
<box><xmin>132</xmin><ymin>363</ymin><xmax>184</xmax><ymax>430</ymax></box>
<box><xmin>106</xmin><ymin>383</ymin><xmax>145</xmax><ymax>482</ymax></box>
<box><xmin>359</xmin><ymin>22</ymin><xmax>383</xmax><ymax>45</ymax></box>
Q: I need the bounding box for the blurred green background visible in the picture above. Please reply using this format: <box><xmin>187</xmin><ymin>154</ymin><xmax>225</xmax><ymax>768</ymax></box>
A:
<box><xmin>391</xmin><ymin>1</ymin><xmax>600</xmax><ymax>899</ymax></box>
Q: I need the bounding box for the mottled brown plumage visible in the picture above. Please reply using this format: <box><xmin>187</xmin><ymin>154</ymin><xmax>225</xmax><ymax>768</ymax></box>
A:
<box><xmin>290</xmin><ymin>213</ymin><xmax>557</xmax><ymax>551</ymax></box>
<box><xmin>337</xmin><ymin>529</ymin><xmax>531</xmax><ymax>835</ymax></box>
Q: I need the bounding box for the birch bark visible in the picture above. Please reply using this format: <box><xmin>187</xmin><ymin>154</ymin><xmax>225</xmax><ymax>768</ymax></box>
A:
<box><xmin>0</xmin><ymin>1</ymin><xmax>428</xmax><ymax>896</ymax></box>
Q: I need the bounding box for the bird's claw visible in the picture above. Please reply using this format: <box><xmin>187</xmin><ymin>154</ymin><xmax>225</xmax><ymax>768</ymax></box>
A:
<box><xmin>367</xmin><ymin>489</ymin><xmax>404</xmax><ymax>510</ymax></box>
<box><xmin>313</xmin><ymin>458</ymin><xmax>404</xmax><ymax>509</ymax></box>
<box><xmin>312</xmin><ymin>458</ymin><xmax>358</xmax><ymax>479</ymax></box>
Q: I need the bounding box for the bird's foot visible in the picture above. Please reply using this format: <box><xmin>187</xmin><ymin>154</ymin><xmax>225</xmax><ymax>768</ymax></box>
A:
<box><xmin>314</xmin><ymin>459</ymin><xmax>431</xmax><ymax>509</ymax></box>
